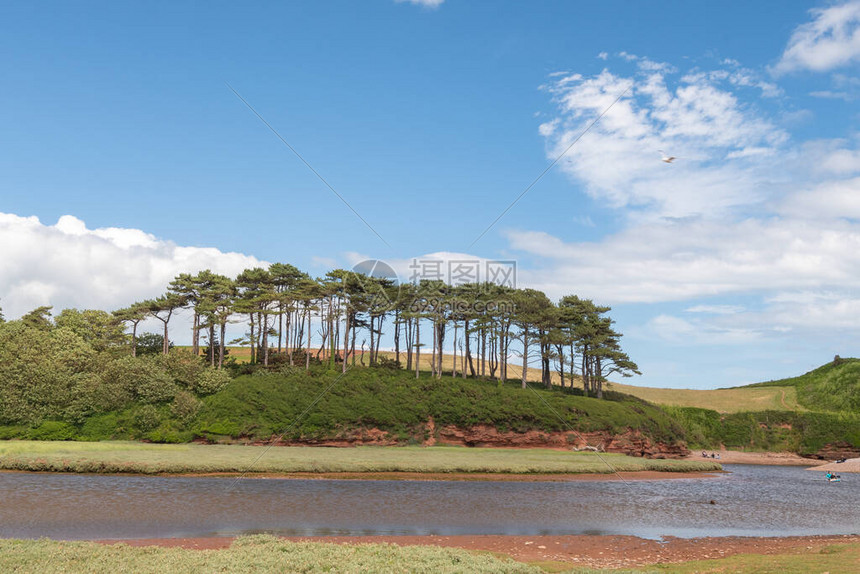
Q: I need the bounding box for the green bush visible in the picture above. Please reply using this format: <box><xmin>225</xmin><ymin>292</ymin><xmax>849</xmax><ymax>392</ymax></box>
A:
<box><xmin>133</xmin><ymin>405</ymin><xmax>161</xmax><ymax>432</ymax></box>
<box><xmin>171</xmin><ymin>391</ymin><xmax>201</xmax><ymax>425</ymax></box>
<box><xmin>0</xmin><ymin>425</ymin><xmax>27</xmax><ymax>439</ymax></box>
<box><xmin>78</xmin><ymin>413</ymin><xmax>123</xmax><ymax>441</ymax></box>
<box><xmin>194</xmin><ymin>368</ymin><xmax>231</xmax><ymax>396</ymax></box>
<box><xmin>27</xmin><ymin>421</ymin><xmax>76</xmax><ymax>441</ymax></box>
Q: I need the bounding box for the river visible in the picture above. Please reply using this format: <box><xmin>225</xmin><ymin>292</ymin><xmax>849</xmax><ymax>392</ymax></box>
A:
<box><xmin>1</xmin><ymin>464</ymin><xmax>856</xmax><ymax>540</ymax></box>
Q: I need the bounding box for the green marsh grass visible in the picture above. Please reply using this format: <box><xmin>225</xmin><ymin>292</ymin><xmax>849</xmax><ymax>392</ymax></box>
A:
<box><xmin>0</xmin><ymin>535</ymin><xmax>540</xmax><ymax>574</ymax></box>
<box><xmin>0</xmin><ymin>441</ymin><xmax>721</xmax><ymax>475</ymax></box>
<box><xmin>1</xmin><ymin>537</ymin><xmax>857</xmax><ymax>574</ymax></box>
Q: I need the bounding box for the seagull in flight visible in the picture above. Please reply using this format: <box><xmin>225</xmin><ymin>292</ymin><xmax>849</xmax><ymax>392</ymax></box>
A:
<box><xmin>659</xmin><ymin>150</ymin><xmax>676</xmax><ymax>164</ymax></box>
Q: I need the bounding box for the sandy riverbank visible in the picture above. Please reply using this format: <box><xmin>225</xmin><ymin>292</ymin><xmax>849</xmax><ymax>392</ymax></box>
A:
<box><xmin>101</xmin><ymin>534</ymin><xmax>860</xmax><ymax>570</ymax></box>
<box><xmin>170</xmin><ymin>469</ymin><xmax>722</xmax><ymax>481</ymax></box>
<box><xmin>808</xmin><ymin>457</ymin><xmax>860</xmax><ymax>473</ymax></box>
<box><xmin>684</xmin><ymin>449</ymin><xmax>827</xmax><ymax>466</ymax></box>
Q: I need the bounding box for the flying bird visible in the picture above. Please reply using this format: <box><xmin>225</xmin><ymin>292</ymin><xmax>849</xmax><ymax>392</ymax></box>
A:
<box><xmin>659</xmin><ymin>150</ymin><xmax>676</xmax><ymax>164</ymax></box>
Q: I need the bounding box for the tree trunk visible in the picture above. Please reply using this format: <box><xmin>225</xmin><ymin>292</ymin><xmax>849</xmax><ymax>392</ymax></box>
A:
<box><xmin>452</xmin><ymin>321</ymin><xmax>458</xmax><ymax>378</ymax></box>
<box><xmin>521</xmin><ymin>326</ymin><xmax>529</xmax><ymax>388</ymax></box>
<box><xmin>465</xmin><ymin>320</ymin><xmax>475</xmax><ymax>377</ymax></box>
<box><xmin>251</xmin><ymin>314</ymin><xmax>258</xmax><ymax>364</ymax></box>
<box><xmin>262</xmin><ymin>311</ymin><xmax>270</xmax><ymax>367</ymax></box>
<box><xmin>351</xmin><ymin>319</ymin><xmax>357</xmax><ymax>366</ymax></box>
<box><xmin>209</xmin><ymin>323</ymin><xmax>215</xmax><ymax>367</ymax></box>
<box><xmin>405</xmin><ymin>316</ymin><xmax>413</xmax><ymax>372</ymax></box>
<box><xmin>278</xmin><ymin>302</ymin><xmax>284</xmax><ymax>354</ymax></box>
<box><xmin>219</xmin><ymin>320</ymin><xmax>226</xmax><ymax>369</ymax></box>
<box><xmin>369</xmin><ymin>315</ymin><xmax>375</xmax><ymax>366</ymax></box>
<box><xmin>191</xmin><ymin>312</ymin><xmax>199</xmax><ymax>357</ymax></box>
<box><xmin>414</xmin><ymin>317</ymin><xmax>420</xmax><ymax>379</ymax></box>
<box><xmin>342</xmin><ymin>312</ymin><xmax>350</xmax><ymax>374</ymax></box>
<box><xmin>557</xmin><ymin>344</ymin><xmax>565</xmax><ymax>388</ymax></box>
<box><xmin>286</xmin><ymin>308</ymin><xmax>293</xmax><ymax>366</ymax></box>
<box><xmin>131</xmin><ymin>321</ymin><xmax>139</xmax><ymax>358</ymax></box>
<box><xmin>394</xmin><ymin>310</ymin><xmax>401</xmax><ymax>366</ymax></box>
<box><xmin>305</xmin><ymin>308</ymin><xmax>311</xmax><ymax>371</ymax></box>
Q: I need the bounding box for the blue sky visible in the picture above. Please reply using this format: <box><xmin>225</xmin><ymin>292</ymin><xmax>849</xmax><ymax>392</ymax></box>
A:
<box><xmin>2</xmin><ymin>1</ymin><xmax>860</xmax><ymax>389</ymax></box>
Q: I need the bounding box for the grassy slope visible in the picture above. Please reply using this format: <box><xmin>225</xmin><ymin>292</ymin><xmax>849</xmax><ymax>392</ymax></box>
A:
<box><xmin>744</xmin><ymin>358</ymin><xmax>860</xmax><ymax>412</ymax></box>
<box><xmin>0</xmin><ymin>441</ymin><xmax>720</xmax><ymax>474</ymax></box>
<box><xmin>222</xmin><ymin>346</ymin><xmax>805</xmax><ymax>414</ymax></box>
<box><xmin>192</xmin><ymin>369</ymin><xmax>687</xmax><ymax>446</ymax></box>
<box><xmin>661</xmin><ymin>359</ymin><xmax>860</xmax><ymax>453</ymax></box>
<box><xmin>605</xmin><ymin>382</ymin><xmax>803</xmax><ymax>414</ymax></box>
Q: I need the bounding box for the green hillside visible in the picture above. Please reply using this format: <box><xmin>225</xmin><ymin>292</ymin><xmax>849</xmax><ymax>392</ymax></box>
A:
<box><xmin>194</xmin><ymin>368</ymin><xmax>686</xmax><ymax>447</ymax></box>
<box><xmin>604</xmin><ymin>381</ymin><xmax>802</xmax><ymax>414</ymax></box>
<box><xmin>744</xmin><ymin>357</ymin><xmax>860</xmax><ymax>413</ymax></box>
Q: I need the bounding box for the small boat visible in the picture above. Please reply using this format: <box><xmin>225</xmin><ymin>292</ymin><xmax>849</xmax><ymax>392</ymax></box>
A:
<box><xmin>825</xmin><ymin>473</ymin><xmax>841</xmax><ymax>482</ymax></box>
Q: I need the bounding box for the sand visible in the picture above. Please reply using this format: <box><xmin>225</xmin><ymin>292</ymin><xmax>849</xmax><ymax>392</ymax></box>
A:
<box><xmin>808</xmin><ymin>457</ymin><xmax>860</xmax><ymax>473</ymax></box>
<box><xmin>685</xmin><ymin>449</ymin><xmax>827</xmax><ymax>466</ymax></box>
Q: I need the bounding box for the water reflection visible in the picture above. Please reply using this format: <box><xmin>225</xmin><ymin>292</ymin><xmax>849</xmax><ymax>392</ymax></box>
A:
<box><xmin>0</xmin><ymin>464</ymin><xmax>856</xmax><ymax>540</ymax></box>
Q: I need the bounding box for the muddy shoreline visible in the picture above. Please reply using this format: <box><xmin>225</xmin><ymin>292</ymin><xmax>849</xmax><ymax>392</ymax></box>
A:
<box><xmin>99</xmin><ymin>534</ymin><xmax>860</xmax><ymax>569</ymax></box>
<box><xmin>167</xmin><ymin>469</ymin><xmax>722</xmax><ymax>481</ymax></box>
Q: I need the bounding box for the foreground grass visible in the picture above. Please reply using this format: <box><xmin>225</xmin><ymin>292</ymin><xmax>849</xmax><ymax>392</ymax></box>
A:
<box><xmin>651</xmin><ymin>542</ymin><xmax>860</xmax><ymax>574</ymax></box>
<box><xmin>0</xmin><ymin>536</ymin><xmax>539</xmax><ymax>574</ymax></box>
<box><xmin>0</xmin><ymin>441</ymin><xmax>721</xmax><ymax>475</ymax></box>
<box><xmin>2</xmin><ymin>537</ymin><xmax>858</xmax><ymax>574</ymax></box>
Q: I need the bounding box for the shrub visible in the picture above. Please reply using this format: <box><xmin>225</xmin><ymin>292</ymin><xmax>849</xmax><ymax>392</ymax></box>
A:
<box><xmin>171</xmin><ymin>391</ymin><xmax>201</xmax><ymax>425</ymax></box>
<box><xmin>133</xmin><ymin>405</ymin><xmax>161</xmax><ymax>432</ymax></box>
<box><xmin>78</xmin><ymin>413</ymin><xmax>122</xmax><ymax>441</ymax></box>
<box><xmin>27</xmin><ymin>421</ymin><xmax>76</xmax><ymax>441</ymax></box>
<box><xmin>193</xmin><ymin>368</ymin><xmax>231</xmax><ymax>396</ymax></box>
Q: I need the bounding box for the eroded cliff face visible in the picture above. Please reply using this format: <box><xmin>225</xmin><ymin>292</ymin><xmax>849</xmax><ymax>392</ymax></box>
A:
<box><xmin>249</xmin><ymin>418</ymin><xmax>688</xmax><ymax>459</ymax></box>
<box><xmin>431</xmin><ymin>424</ymin><xmax>688</xmax><ymax>458</ymax></box>
<box><xmin>810</xmin><ymin>442</ymin><xmax>860</xmax><ymax>460</ymax></box>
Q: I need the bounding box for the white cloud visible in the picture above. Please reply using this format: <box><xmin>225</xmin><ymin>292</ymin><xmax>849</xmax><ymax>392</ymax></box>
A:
<box><xmin>541</xmin><ymin>61</ymin><xmax>788</xmax><ymax>219</ymax></box>
<box><xmin>507</xmin><ymin>216</ymin><xmax>860</xmax><ymax>304</ymax></box>
<box><xmin>0</xmin><ymin>213</ymin><xmax>267</xmax><ymax>320</ymax></box>
<box><xmin>778</xmin><ymin>176</ymin><xmax>860</xmax><ymax>219</ymax></box>
<box><xmin>685</xmin><ymin>304</ymin><xmax>745</xmax><ymax>315</ymax></box>
<box><xmin>394</xmin><ymin>0</ymin><xmax>444</xmax><ymax>8</ymax></box>
<box><xmin>311</xmin><ymin>256</ymin><xmax>338</xmax><ymax>269</ymax></box>
<box><xmin>647</xmin><ymin>314</ymin><xmax>762</xmax><ymax>346</ymax></box>
<box><xmin>775</xmin><ymin>1</ymin><xmax>860</xmax><ymax>74</ymax></box>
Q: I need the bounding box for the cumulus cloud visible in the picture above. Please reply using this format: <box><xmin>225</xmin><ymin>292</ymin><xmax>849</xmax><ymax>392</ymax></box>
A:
<box><xmin>775</xmin><ymin>1</ymin><xmax>860</xmax><ymax>74</ymax></box>
<box><xmin>528</xmin><ymin>53</ymin><xmax>860</xmax><ymax>345</ymax></box>
<box><xmin>0</xmin><ymin>213</ymin><xmax>267</xmax><ymax>320</ymax></box>
<box><xmin>507</xmin><ymin>216</ymin><xmax>860</xmax><ymax>304</ymax></box>
<box><xmin>540</xmin><ymin>59</ymin><xmax>787</xmax><ymax>219</ymax></box>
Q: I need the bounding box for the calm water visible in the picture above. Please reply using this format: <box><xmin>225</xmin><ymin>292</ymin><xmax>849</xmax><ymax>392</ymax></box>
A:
<box><xmin>1</xmin><ymin>465</ymin><xmax>857</xmax><ymax>540</ymax></box>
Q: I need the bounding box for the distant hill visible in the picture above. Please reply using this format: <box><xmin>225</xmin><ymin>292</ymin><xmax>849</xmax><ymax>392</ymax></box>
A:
<box><xmin>604</xmin><ymin>381</ymin><xmax>803</xmax><ymax>414</ymax></box>
<box><xmin>742</xmin><ymin>357</ymin><xmax>860</xmax><ymax>413</ymax></box>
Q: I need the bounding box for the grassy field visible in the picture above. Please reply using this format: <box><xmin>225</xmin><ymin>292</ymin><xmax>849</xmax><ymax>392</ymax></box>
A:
<box><xmin>1</xmin><ymin>536</ymin><xmax>857</xmax><ymax>574</ymax></box>
<box><xmin>604</xmin><ymin>382</ymin><xmax>803</xmax><ymax>414</ymax></box>
<box><xmin>0</xmin><ymin>441</ymin><xmax>720</xmax><ymax>475</ymax></box>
